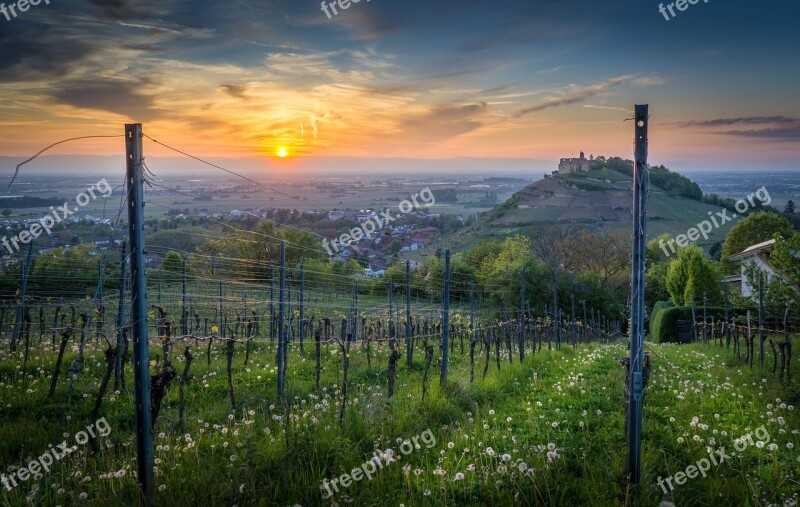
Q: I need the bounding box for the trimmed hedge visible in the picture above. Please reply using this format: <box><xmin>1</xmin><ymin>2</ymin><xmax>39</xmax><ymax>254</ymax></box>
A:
<box><xmin>650</xmin><ymin>305</ymin><xmax>752</xmax><ymax>343</ymax></box>
<box><xmin>649</xmin><ymin>300</ymin><xmax>674</xmax><ymax>330</ymax></box>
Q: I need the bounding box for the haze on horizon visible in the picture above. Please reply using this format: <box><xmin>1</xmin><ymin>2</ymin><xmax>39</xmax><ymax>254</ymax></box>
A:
<box><xmin>0</xmin><ymin>0</ymin><xmax>798</xmax><ymax>175</ymax></box>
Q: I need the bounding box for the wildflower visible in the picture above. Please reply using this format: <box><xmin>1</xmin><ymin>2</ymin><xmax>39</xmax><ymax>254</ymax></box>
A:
<box><xmin>501</xmin><ymin>453</ymin><xmax>511</xmax><ymax>462</ymax></box>
<box><xmin>485</xmin><ymin>447</ymin><xmax>495</xmax><ymax>456</ymax></box>
<box><xmin>448</xmin><ymin>442</ymin><xmax>454</xmax><ymax>449</ymax></box>
<box><xmin>454</xmin><ymin>472</ymin><xmax>465</xmax><ymax>481</ymax></box>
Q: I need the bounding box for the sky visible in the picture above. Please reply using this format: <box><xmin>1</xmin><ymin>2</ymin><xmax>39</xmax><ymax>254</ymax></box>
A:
<box><xmin>0</xmin><ymin>0</ymin><xmax>798</xmax><ymax>174</ymax></box>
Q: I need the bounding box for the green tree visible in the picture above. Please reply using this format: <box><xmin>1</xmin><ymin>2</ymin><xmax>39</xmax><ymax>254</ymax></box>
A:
<box><xmin>721</xmin><ymin>212</ymin><xmax>793</xmax><ymax>274</ymax></box>
<box><xmin>785</xmin><ymin>200</ymin><xmax>796</xmax><ymax>215</ymax></box>
<box><xmin>1</xmin><ymin>209</ymin><xmax>10</xmax><ymax>218</ymax></box>
<box><xmin>162</xmin><ymin>251</ymin><xmax>184</xmax><ymax>273</ymax></box>
<box><xmin>665</xmin><ymin>245</ymin><xmax>722</xmax><ymax>305</ymax></box>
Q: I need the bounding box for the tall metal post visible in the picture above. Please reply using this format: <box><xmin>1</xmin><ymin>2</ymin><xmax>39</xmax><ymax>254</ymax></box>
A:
<box><xmin>125</xmin><ymin>123</ymin><xmax>154</xmax><ymax>506</ymax></box>
<box><xmin>440</xmin><ymin>249</ymin><xmax>451</xmax><ymax>384</ymax></box>
<box><xmin>10</xmin><ymin>241</ymin><xmax>33</xmax><ymax>351</ymax></box>
<box><xmin>299</xmin><ymin>260</ymin><xmax>304</xmax><ymax>353</ymax></box>
<box><xmin>114</xmin><ymin>241</ymin><xmax>127</xmax><ymax>390</ymax></box>
<box><xmin>626</xmin><ymin>104</ymin><xmax>649</xmax><ymax>495</ymax></box>
<box><xmin>724</xmin><ymin>282</ymin><xmax>730</xmax><ymax>350</ymax></box>
<box><xmin>405</xmin><ymin>260</ymin><xmax>412</xmax><ymax>367</ymax></box>
<box><xmin>181</xmin><ymin>256</ymin><xmax>187</xmax><ymax>336</ymax></box>
<box><xmin>519</xmin><ymin>267</ymin><xmax>525</xmax><ymax>362</ymax></box>
<box><xmin>759</xmin><ymin>272</ymin><xmax>765</xmax><ymax>365</ymax></box>
<box><xmin>218</xmin><ymin>281</ymin><xmax>223</xmax><ymax>338</ymax></box>
<box><xmin>277</xmin><ymin>241</ymin><xmax>286</xmax><ymax>398</ymax></box>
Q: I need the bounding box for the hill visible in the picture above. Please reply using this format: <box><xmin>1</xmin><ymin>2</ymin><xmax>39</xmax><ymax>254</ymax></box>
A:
<box><xmin>440</xmin><ymin>160</ymin><xmax>737</xmax><ymax>255</ymax></box>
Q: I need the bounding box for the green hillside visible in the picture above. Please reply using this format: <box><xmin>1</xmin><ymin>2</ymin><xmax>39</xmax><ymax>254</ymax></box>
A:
<box><xmin>441</xmin><ymin>164</ymin><xmax>737</xmax><ymax>255</ymax></box>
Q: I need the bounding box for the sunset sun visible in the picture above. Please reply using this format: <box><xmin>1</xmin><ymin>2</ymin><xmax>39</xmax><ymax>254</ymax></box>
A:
<box><xmin>277</xmin><ymin>146</ymin><xmax>288</xmax><ymax>158</ymax></box>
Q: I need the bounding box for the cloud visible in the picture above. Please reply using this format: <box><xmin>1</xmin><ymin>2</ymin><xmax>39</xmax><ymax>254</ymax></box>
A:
<box><xmin>220</xmin><ymin>84</ymin><xmax>250</xmax><ymax>100</ymax></box>
<box><xmin>401</xmin><ymin>102</ymin><xmax>487</xmax><ymax>142</ymax></box>
<box><xmin>52</xmin><ymin>79</ymin><xmax>160</xmax><ymax>121</ymax></box>
<box><xmin>678</xmin><ymin>116</ymin><xmax>798</xmax><ymax>127</ymax></box>
<box><xmin>514</xmin><ymin>75</ymin><xmax>634</xmax><ymax>117</ymax></box>
<box><xmin>675</xmin><ymin>116</ymin><xmax>800</xmax><ymax>141</ymax></box>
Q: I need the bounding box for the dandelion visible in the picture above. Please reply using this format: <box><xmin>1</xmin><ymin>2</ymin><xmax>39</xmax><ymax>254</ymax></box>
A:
<box><xmin>518</xmin><ymin>462</ymin><xmax>528</xmax><ymax>472</ymax></box>
<box><xmin>448</xmin><ymin>442</ymin><xmax>454</xmax><ymax>449</ymax></box>
<box><xmin>402</xmin><ymin>464</ymin><xmax>411</xmax><ymax>475</ymax></box>
<box><xmin>788</xmin><ymin>443</ymin><xmax>794</xmax><ymax>449</ymax></box>
<box><xmin>677</xmin><ymin>437</ymin><xmax>684</xmax><ymax>444</ymax></box>
<box><xmin>423</xmin><ymin>490</ymin><xmax>431</xmax><ymax>497</ymax></box>
<box><xmin>551</xmin><ymin>421</ymin><xmax>559</xmax><ymax>428</ymax></box>
<box><xmin>768</xmin><ymin>443</ymin><xmax>778</xmax><ymax>451</ymax></box>
<box><xmin>756</xmin><ymin>441</ymin><xmax>765</xmax><ymax>448</ymax></box>
<box><xmin>454</xmin><ymin>472</ymin><xmax>465</xmax><ymax>481</ymax></box>
<box><xmin>489</xmin><ymin>409</ymin><xmax>495</xmax><ymax>416</ymax></box>
<box><xmin>230</xmin><ymin>454</ymin><xmax>238</xmax><ymax>462</ymax></box>
<box><xmin>502</xmin><ymin>453</ymin><xmax>511</xmax><ymax>462</ymax></box>
<box><xmin>239</xmin><ymin>484</ymin><xmax>245</xmax><ymax>494</ymax></box>
<box><xmin>158</xmin><ymin>485</ymin><xmax>166</xmax><ymax>492</ymax></box>
<box><xmin>79</xmin><ymin>493</ymin><xmax>88</xmax><ymax>500</ymax></box>
<box><xmin>486</xmin><ymin>446</ymin><xmax>495</xmax><ymax>456</ymax></box>
<box><xmin>467</xmin><ymin>464</ymin><xmax>476</xmax><ymax>471</ymax></box>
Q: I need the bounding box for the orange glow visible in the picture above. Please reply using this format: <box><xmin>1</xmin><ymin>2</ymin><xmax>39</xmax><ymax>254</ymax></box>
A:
<box><xmin>277</xmin><ymin>146</ymin><xmax>288</xmax><ymax>158</ymax></box>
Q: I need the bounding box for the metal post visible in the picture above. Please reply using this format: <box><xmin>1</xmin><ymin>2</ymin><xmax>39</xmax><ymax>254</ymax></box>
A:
<box><xmin>703</xmin><ymin>291</ymin><xmax>708</xmax><ymax>344</ymax></box>
<box><xmin>218</xmin><ymin>281</ymin><xmax>223</xmax><ymax>338</ymax></box>
<box><xmin>181</xmin><ymin>256</ymin><xmax>188</xmax><ymax>336</ymax></box>
<box><xmin>626</xmin><ymin>104</ymin><xmax>649</xmax><ymax>495</ymax></box>
<box><xmin>277</xmin><ymin>241</ymin><xmax>286</xmax><ymax>398</ymax></box>
<box><xmin>571</xmin><ymin>291</ymin><xmax>576</xmax><ymax>348</ymax></box>
<box><xmin>724</xmin><ymin>282</ymin><xmax>730</xmax><ymax>350</ymax></box>
<box><xmin>759</xmin><ymin>272</ymin><xmax>765</xmax><ymax>365</ymax></box>
<box><xmin>552</xmin><ymin>282</ymin><xmax>559</xmax><ymax>350</ymax></box>
<box><xmin>10</xmin><ymin>241</ymin><xmax>33</xmax><ymax>351</ymax></box>
<box><xmin>299</xmin><ymin>260</ymin><xmax>304</xmax><ymax>354</ymax></box>
<box><xmin>440</xmin><ymin>249</ymin><xmax>451</xmax><ymax>384</ymax></box>
<box><xmin>114</xmin><ymin>241</ymin><xmax>127</xmax><ymax>390</ymax></box>
<box><xmin>519</xmin><ymin>267</ymin><xmax>525</xmax><ymax>362</ymax></box>
<box><xmin>125</xmin><ymin>123</ymin><xmax>154</xmax><ymax>506</ymax></box>
<box><xmin>406</xmin><ymin>260</ymin><xmax>412</xmax><ymax>367</ymax></box>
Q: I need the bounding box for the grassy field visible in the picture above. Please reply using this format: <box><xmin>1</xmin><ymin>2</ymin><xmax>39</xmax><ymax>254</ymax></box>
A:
<box><xmin>0</xmin><ymin>334</ymin><xmax>798</xmax><ymax>507</ymax></box>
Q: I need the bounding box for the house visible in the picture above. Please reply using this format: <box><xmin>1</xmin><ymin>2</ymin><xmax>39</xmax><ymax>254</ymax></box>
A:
<box><xmin>725</xmin><ymin>239</ymin><xmax>781</xmax><ymax>297</ymax></box>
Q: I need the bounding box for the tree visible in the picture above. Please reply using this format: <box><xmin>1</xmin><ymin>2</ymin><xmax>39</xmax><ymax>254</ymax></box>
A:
<box><xmin>785</xmin><ymin>200</ymin><xmax>796</xmax><ymax>215</ymax></box>
<box><xmin>562</xmin><ymin>229</ymin><xmax>629</xmax><ymax>292</ymax></box>
<box><xmin>1</xmin><ymin>209</ymin><xmax>10</xmax><ymax>218</ymax></box>
<box><xmin>162</xmin><ymin>251</ymin><xmax>184</xmax><ymax>274</ymax></box>
<box><xmin>665</xmin><ymin>245</ymin><xmax>722</xmax><ymax>306</ymax></box>
<box><xmin>721</xmin><ymin>212</ymin><xmax>793</xmax><ymax>274</ymax></box>
<box><xmin>389</xmin><ymin>239</ymin><xmax>402</xmax><ymax>254</ymax></box>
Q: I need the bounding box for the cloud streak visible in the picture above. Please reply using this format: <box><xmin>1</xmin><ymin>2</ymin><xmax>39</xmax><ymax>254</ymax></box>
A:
<box><xmin>513</xmin><ymin>75</ymin><xmax>634</xmax><ymax>118</ymax></box>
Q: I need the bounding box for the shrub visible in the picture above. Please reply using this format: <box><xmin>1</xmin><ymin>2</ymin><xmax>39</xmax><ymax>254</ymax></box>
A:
<box><xmin>650</xmin><ymin>305</ymin><xmax>751</xmax><ymax>343</ymax></box>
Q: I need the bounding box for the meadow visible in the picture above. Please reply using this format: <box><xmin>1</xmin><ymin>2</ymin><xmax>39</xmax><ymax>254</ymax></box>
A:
<box><xmin>1</xmin><ymin>333</ymin><xmax>798</xmax><ymax>507</ymax></box>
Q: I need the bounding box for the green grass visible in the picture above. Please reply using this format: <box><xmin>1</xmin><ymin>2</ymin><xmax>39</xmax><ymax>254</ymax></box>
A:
<box><xmin>0</xmin><ymin>337</ymin><xmax>798</xmax><ymax>506</ymax></box>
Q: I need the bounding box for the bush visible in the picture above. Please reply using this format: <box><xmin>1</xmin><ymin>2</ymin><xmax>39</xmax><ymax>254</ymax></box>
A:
<box><xmin>650</xmin><ymin>305</ymin><xmax>751</xmax><ymax>343</ymax></box>
<box><xmin>649</xmin><ymin>300</ymin><xmax>673</xmax><ymax>331</ymax></box>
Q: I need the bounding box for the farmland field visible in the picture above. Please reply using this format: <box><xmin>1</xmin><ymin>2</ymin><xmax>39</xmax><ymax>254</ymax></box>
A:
<box><xmin>1</xmin><ymin>330</ymin><xmax>798</xmax><ymax>506</ymax></box>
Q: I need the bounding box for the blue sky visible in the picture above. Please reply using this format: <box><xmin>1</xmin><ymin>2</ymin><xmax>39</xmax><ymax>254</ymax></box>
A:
<box><xmin>0</xmin><ymin>0</ymin><xmax>798</xmax><ymax>172</ymax></box>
